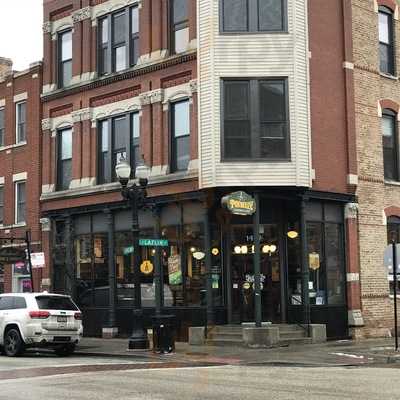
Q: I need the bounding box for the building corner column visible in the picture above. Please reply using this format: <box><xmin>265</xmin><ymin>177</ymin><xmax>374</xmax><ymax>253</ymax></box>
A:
<box><xmin>345</xmin><ymin>202</ymin><xmax>364</xmax><ymax>336</ymax></box>
<box><xmin>103</xmin><ymin>209</ymin><xmax>118</xmax><ymax>339</ymax></box>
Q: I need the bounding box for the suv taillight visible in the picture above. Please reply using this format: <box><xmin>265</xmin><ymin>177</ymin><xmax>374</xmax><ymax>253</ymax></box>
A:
<box><xmin>74</xmin><ymin>312</ymin><xmax>82</xmax><ymax>320</ymax></box>
<box><xmin>29</xmin><ymin>311</ymin><xmax>50</xmax><ymax>319</ymax></box>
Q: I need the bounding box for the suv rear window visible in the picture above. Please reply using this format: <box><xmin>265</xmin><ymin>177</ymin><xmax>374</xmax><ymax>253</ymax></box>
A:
<box><xmin>35</xmin><ymin>296</ymin><xmax>78</xmax><ymax>311</ymax></box>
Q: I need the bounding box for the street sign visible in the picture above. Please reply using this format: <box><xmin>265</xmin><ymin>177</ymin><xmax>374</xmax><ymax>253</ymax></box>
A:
<box><xmin>123</xmin><ymin>246</ymin><xmax>134</xmax><ymax>255</ymax></box>
<box><xmin>0</xmin><ymin>247</ymin><xmax>26</xmax><ymax>264</ymax></box>
<box><xmin>31</xmin><ymin>252</ymin><xmax>45</xmax><ymax>269</ymax></box>
<box><xmin>139</xmin><ymin>239</ymin><xmax>169</xmax><ymax>247</ymax></box>
<box><xmin>221</xmin><ymin>191</ymin><xmax>256</xmax><ymax>216</ymax></box>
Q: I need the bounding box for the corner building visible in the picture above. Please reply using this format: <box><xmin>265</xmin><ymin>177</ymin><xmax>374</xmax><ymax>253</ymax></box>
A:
<box><xmin>41</xmin><ymin>0</ymin><xmax>359</xmax><ymax>340</ymax></box>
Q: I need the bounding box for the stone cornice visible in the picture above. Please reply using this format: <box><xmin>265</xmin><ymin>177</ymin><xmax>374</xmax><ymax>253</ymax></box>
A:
<box><xmin>41</xmin><ymin>51</ymin><xmax>197</xmax><ymax>103</ymax></box>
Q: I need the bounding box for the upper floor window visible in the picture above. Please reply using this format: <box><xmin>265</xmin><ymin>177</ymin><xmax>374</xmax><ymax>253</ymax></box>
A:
<box><xmin>0</xmin><ymin>108</ymin><xmax>4</xmax><ymax>147</ymax></box>
<box><xmin>171</xmin><ymin>0</ymin><xmax>189</xmax><ymax>53</ymax></box>
<box><xmin>0</xmin><ymin>185</ymin><xmax>4</xmax><ymax>225</ymax></box>
<box><xmin>221</xmin><ymin>0</ymin><xmax>286</xmax><ymax>33</ymax></box>
<box><xmin>379</xmin><ymin>6</ymin><xmax>395</xmax><ymax>75</ymax></box>
<box><xmin>16</xmin><ymin>101</ymin><xmax>26</xmax><ymax>144</ymax></box>
<box><xmin>57</xmin><ymin>128</ymin><xmax>73</xmax><ymax>191</ymax></box>
<box><xmin>222</xmin><ymin>78</ymin><xmax>290</xmax><ymax>161</ymax></box>
<box><xmin>15</xmin><ymin>181</ymin><xmax>26</xmax><ymax>224</ymax></box>
<box><xmin>98</xmin><ymin>5</ymin><xmax>140</xmax><ymax>75</ymax></box>
<box><xmin>171</xmin><ymin>99</ymin><xmax>190</xmax><ymax>172</ymax></box>
<box><xmin>382</xmin><ymin>109</ymin><xmax>399</xmax><ymax>181</ymax></box>
<box><xmin>58</xmin><ymin>30</ymin><xmax>72</xmax><ymax>87</ymax></box>
<box><xmin>98</xmin><ymin>112</ymin><xmax>141</xmax><ymax>184</ymax></box>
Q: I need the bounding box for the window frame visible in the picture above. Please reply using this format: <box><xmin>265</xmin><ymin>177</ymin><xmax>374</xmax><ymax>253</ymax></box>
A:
<box><xmin>220</xmin><ymin>77</ymin><xmax>291</xmax><ymax>162</ymax></box>
<box><xmin>97</xmin><ymin>111</ymin><xmax>141</xmax><ymax>184</ymax></box>
<box><xmin>57</xmin><ymin>29</ymin><xmax>73</xmax><ymax>88</ymax></box>
<box><xmin>0</xmin><ymin>107</ymin><xmax>4</xmax><ymax>147</ymax></box>
<box><xmin>15</xmin><ymin>180</ymin><xmax>26</xmax><ymax>225</ymax></box>
<box><xmin>97</xmin><ymin>4</ymin><xmax>140</xmax><ymax>76</ymax></box>
<box><xmin>382</xmin><ymin>109</ymin><xmax>399</xmax><ymax>181</ymax></box>
<box><xmin>170</xmin><ymin>0</ymin><xmax>190</xmax><ymax>54</ymax></box>
<box><xmin>170</xmin><ymin>99</ymin><xmax>191</xmax><ymax>173</ymax></box>
<box><xmin>15</xmin><ymin>101</ymin><xmax>26</xmax><ymax>144</ymax></box>
<box><xmin>56</xmin><ymin>127</ymin><xmax>73</xmax><ymax>191</ymax></box>
<box><xmin>379</xmin><ymin>5</ymin><xmax>395</xmax><ymax>76</ymax></box>
<box><xmin>219</xmin><ymin>0</ymin><xmax>288</xmax><ymax>34</ymax></box>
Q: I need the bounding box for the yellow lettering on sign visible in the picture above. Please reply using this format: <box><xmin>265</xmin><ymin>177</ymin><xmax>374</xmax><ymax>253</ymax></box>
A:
<box><xmin>229</xmin><ymin>199</ymin><xmax>254</xmax><ymax>211</ymax></box>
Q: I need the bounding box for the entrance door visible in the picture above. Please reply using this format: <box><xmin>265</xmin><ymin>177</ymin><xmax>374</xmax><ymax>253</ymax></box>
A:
<box><xmin>230</xmin><ymin>224</ymin><xmax>281</xmax><ymax>323</ymax></box>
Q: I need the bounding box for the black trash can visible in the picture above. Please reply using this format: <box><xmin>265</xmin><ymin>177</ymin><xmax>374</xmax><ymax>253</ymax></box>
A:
<box><xmin>152</xmin><ymin>315</ymin><xmax>176</xmax><ymax>353</ymax></box>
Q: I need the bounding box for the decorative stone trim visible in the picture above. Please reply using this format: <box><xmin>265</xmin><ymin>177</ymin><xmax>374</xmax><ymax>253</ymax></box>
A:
<box><xmin>0</xmin><ymin>177</ymin><xmax>4</xmax><ymax>185</ymax></box>
<box><xmin>150</xmin><ymin>165</ymin><xmax>169</xmax><ymax>177</ymax></box>
<box><xmin>70</xmin><ymin>72</ymin><xmax>97</xmax><ymax>86</ymax></box>
<box><xmin>41</xmin><ymin>118</ymin><xmax>51</xmax><ymax>131</ymax></box>
<box><xmin>69</xmin><ymin>177</ymin><xmax>96</xmax><ymax>189</ymax></box>
<box><xmin>347</xmin><ymin>174</ymin><xmax>358</xmax><ymax>186</ymax></box>
<box><xmin>346</xmin><ymin>273</ymin><xmax>360</xmax><ymax>282</ymax></box>
<box><xmin>91</xmin><ymin>95</ymin><xmax>141</xmax><ymax>123</ymax></box>
<box><xmin>72</xmin><ymin>6</ymin><xmax>91</xmax><ymax>23</ymax></box>
<box><xmin>40</xmin><ymin>218</ymin><xmax>51</xmax><ymax>232</ymax></box>
<box><xmin>42</xmin><ymin>21</ymin><xmax>52</xmax><ymax>34</ymax></box>
<box><xmin>13</xmin><ymin>92</ymin><xmax>28</xmax><ymax>103</ymax></box>
<box><xmin>188</xmin><ymin>159</ymin><xmax>199</xmax><ymax>171</ymax></box>
<box><xmin>343</xmin><ymin>61</ymin><xmax>354</xmax><ymax>70</ymax></box>
<box><xmin>71</xmin><ymin>108</ymin><xmax>92</xmax><ymax>123</ymax></box>
<box><xmin>42</xmin><ymin>83</ymin><xmax>57</xmax><ymax>94</ymax></box>
<box><xmin>0</xmin><ymin>99</ymin><xmax>5</xmax><ymax>107</ymax></box>
<box><xmin>42</xmin><ymin>184</ymin><xmax>55</xmax><ymax>195</ymax></box>
<box><xmin>311</xmin><ymin>169</ymin><xmax>316</xmax><ymax>180</ymax></box>
<box><xmin>374</xmin><ymin>0</ymin><xmax>399</xmax><ymax>20</ymax></box>
<box><xmin>189</xmin><ymin>79</ymin><xmax>198</xmax><ymax>94</ymax></box>
<box><xmin>12</xmin><ymin>172</ymin><xmax>27</xmax><ymax>182</ymax></box>
<box><xmin>139</xmin><ymin>89</ymin><xmax>164</xmax><ymax>105</ymax></box>
<box><xmin>345</xmin><ymin>203</ymin><xmax>358</xmax><ymax>219</ymax></box>
<box><xmin>91</xmin><ymin>0</ymin><xmax>142</xmax><ymax>25</ymax></box>
<box><xmin>137</xmin><ymin>49</ymin><xmax>168</xmax><ymax>66</ymax></box>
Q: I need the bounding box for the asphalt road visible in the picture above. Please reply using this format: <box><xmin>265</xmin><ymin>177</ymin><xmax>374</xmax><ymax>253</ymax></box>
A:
<box><xmin>0</xmin><ymin>352</ymin><xmax>399</xmax><ymax>400</ymax></box>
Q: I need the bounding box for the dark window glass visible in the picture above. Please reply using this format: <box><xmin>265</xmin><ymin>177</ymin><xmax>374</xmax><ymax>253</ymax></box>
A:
<box><xmin>387</xmin><ymin>217</ymin><xmax>400</xmax><ymax>294</ymax></box>
<box><xmin>98</xmin><ymin>112</ymin><xmax>140</xmax><ymax>184</ymax></box>
<box><xmin>379</xmin><ymin>7</ymin><xmax>395</xmax><ymax>75</ymax></box>
<box><xmin>224</xmin><ymin>81</ymin><xmax>251</xmax><ymax>158</ymax></box>
<box><xmin>0</xmin><ymin>186</ymin><xmax>4</xmax><ymax>225</ymax></box>
<box><xmin>0</xmin><ymin>108</ymin><xmax>4</xmax><ymax>146</ymax></box>
<box><xmin>57</xmin><ymin>128</ymin><xmax>73</xmax><ymax>190</ymax></box>
<box><xmin>0</xmin><ymin>296</ymin><xmax>14</xmax><ymax>310</ymax></box>
<box><xmin>171</xmin><ymin>100</ymin><xmax>190</xmax><ymax>172</ymax></box>
<box><xmin>58</xmin><ymin>30</ymin><xmax>72</xmax><ymax>87</ymax></box>
<box><xmin>221</xmin><ymin>0</ymin><xmax>285</xmax><ymax>32</ymax></box>
<box><xmin>222</xmin><ymin>0</ymin><xmax>248</xmax><ymax>32</ymax></box>
<box><xmin>16</xmin><ymin>102</ymin><xmax>26</xmax><ymax>143</ymax></box>
<box><xmin>36</xmin><ymin>295</ymin><xmax>78</xmax><ymax>310</ymax></box>
<box><xmin>223</xmin><ymin>78</ymin><xmax>289</xmax><ymax>160</ymax></box>
<box><xmin>15</xmin><ymin>181</ymin><xmax>25</xmax><ymax>224</ymax></box>
<box><xmin>382</xmin><ymin>110</ymin><xmax>398</xmax><ymax>181</ymax></box>
<box><xmin>171</xmin><ymin>0</ymin><xmax>189</xmax><ymax>53</ymax></box>
<box><xmin>98</xmin><ymin>6</ymin><xmax>140</xmax><ymax>75</ymax></box>
<box><xmin>14</xmin><ymin>297</ymin><xmax>27</xmax><ymax>309</ymax></box>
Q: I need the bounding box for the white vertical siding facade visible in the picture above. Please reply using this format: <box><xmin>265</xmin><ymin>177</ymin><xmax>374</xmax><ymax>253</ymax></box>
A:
<box><xmin>198</xmin><ymin>0</ymin><xmax>311</xmax><ymax>188</ymax></box>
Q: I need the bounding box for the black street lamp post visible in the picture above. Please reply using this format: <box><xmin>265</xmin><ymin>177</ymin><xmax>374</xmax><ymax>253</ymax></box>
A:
<box><xmin>115</xmin><ymin>158</ymin><xmax>150</xmax><ymax>350</ymax></box>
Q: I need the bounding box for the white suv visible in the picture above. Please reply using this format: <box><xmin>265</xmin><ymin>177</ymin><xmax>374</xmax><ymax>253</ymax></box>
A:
<box><xmin>0</xmin><ymin>292</ymin><xmax>83</xmax><ymax>357</ymax></box>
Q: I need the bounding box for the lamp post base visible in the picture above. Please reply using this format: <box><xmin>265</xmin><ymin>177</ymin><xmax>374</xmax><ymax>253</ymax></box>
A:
<box><xmin>128</xmin><ymin>309</ymin><xmax>150</xmax><ymax>350</ymax></box>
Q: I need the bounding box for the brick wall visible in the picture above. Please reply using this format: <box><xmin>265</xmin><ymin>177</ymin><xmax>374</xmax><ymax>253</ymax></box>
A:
<box><xmin>352</xmin><ymin>0</ymin><xmax>400</xmax><ymax>337</ymax></box>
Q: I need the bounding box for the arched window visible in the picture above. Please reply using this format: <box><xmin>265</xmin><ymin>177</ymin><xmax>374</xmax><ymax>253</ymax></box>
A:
<box><xmin>379</xmin><ymin>6</ymin><xmax>395</xmax><ymax>75</ymax></box>
<box><xmin>382</xmin><ymin>109</ymin><xmax>398</xmax><ymax>180</ymax></box>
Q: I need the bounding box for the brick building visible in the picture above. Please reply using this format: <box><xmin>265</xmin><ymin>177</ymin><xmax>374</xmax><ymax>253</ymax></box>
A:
<box><xmin>0</xmin><ymin>58</ymin><xmax>43</xmax><ymax>294</ymax></box>
<box><xmin>350</xmin><ymin>0</ymin><xmax>400</xmax><ymax>338</ymax></box>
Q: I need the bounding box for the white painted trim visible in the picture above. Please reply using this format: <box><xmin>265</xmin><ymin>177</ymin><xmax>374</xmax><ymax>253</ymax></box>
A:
<box><xmin>0</xmin><ymin>99</ymin><xmax>5</xmax><ymax>107</ymax></box>
<box><xmin>42</xmin><ymin>184</ymin><xmax>55</xmax><ymax>195</ymax></box>
<box><xmin>13</xmin><ymin>92</ymin><xmax>28</xmax><ymax>103</ymax></box>
<box><xmin>42</xmin><ymin>84</ymin><xmax>57</xmax><ymax>94</ymax></box>
<box><xmin>378</xmin><ymin>100</ymin><xmax>382</xmax><ymax>117</ymax></box>
<box><xmin>0</xmin><ymin>177</ymin><xmax>4</xmax><ymax>185</ymax></box>
<box><xmin>13</xmin><ymin>172</ymin><xmax>27</xmax><ymax>182</ymax></box>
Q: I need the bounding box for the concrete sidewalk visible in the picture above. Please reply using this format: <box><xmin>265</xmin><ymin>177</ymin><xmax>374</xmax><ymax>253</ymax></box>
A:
<box><xmin>76</xmin><ymin>337</ymin><xmax>400</xmax><ymax>367</ymax></box>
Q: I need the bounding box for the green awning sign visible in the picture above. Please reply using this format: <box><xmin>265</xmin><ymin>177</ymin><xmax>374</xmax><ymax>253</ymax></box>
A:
<box><xmin>221</xmin><ymin>191</ymin><xmax>256</xmax><ymax>216</ymax></box>
<box><xmin>123</xmin><ymin>246</ymin><xmax>134</xmax><ymax>255</ymax></box>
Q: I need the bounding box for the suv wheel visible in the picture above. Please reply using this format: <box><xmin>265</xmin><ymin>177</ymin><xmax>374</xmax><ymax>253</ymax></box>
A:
<box><xmin>4</xmin><ymin>328</ymin><xmax>25</xmax><ymax>357</ymax></box>
<box><xmin>55</xmin><ymin>344</ymin><xmax>76</xmax><ymax>357</ymax></box>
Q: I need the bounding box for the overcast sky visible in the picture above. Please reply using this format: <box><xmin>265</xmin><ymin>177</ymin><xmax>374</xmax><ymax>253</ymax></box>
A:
<box><xmin>0</xmin><ymin>0</ymin><xmax>43</xmax><ymax>71</ymax></box>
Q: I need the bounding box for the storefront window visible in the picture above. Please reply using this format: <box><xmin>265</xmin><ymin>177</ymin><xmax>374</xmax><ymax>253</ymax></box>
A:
<box><xmin>161</xmin><ymin>223</ymin><xmax>206</xmax><ymax>307</ymax></box>
<box><xmin>12</xmin><ymin>261</ymin><xmax>31</xmax><ymax>293</ymax></box>
<box><xmin>387</xmin><ymin>216</ymin><xmax>400</xmax><ymax>294</ymax></box>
